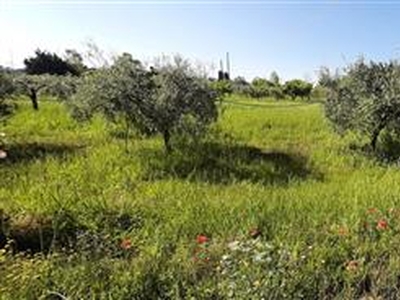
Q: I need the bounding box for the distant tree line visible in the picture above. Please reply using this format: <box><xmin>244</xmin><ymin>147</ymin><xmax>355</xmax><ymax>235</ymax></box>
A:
<box><xmin>210</xmin><ymin>71</ymin><xmax>314</xmax><ymax>101</ymax></box>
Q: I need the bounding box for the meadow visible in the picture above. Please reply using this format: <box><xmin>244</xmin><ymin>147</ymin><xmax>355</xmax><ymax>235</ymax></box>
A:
<box><xmin>2</xmin><ymin>95</ymin><xmax>400</xmax><ymax>299</ymax></box>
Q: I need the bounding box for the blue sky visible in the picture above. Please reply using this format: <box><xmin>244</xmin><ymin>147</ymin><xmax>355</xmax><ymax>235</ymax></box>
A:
<box><xmin>1</xmin><ymin>1</ymin><xmax>400</xmax><ymax>81</ymax></box>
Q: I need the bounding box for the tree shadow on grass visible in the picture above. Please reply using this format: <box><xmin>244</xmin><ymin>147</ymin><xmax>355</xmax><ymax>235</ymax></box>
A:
<box><xmin>0</xmin><ymin>142</ymin><xmax>84</xmax><ymax>165</ymax></box>
<box><xmin>139</xmin><ymin>142</ymin><xmax>323</xmax><ymax>186</ymax></box>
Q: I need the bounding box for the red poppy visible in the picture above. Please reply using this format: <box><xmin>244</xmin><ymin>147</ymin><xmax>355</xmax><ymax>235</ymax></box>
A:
<box><xmin>196</xmin><ymin>235</ymin><xmax>208</xmax><ymax>244</ymax></box>
<box><xmin>377</xmin><ymin>219</ymin><xmax>388</xmax><ymax>230</ymax></box>
<box><xmin>120</xmin><ymin>238</ymin><xmax>132</xmax><ymax>250</ymax></box>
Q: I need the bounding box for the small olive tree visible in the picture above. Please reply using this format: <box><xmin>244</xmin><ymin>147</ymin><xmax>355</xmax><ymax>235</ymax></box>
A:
<box><xmin>72</xmin><ymin>54</ymin><xmax>218</xmax><ymax>152</ymax></box>
<box><xmin>14</xmin><ymin>74</ymin><xmax>79</xmax><ymax>110</ymax></box>
<box><xmin>71</xmin><ymin>53</ymin><xmax>154</xmax><ymax>139</ymax></box>
<box><xmin>325</xmin><ymin>59</ymin><xmax>400</xmax><ymax>150</ymax></box>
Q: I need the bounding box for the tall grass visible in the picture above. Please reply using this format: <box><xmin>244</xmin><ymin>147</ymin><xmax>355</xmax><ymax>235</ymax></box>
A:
<box><xmin>1</xmin><ymin>96</ymin><xmax>400</xmax><ymax>298</ymax></box>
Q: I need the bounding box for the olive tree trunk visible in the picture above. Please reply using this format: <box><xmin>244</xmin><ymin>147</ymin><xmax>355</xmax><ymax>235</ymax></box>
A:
<box><xmin>163</xmin><ymin>129</ymin><xmax>172</xmax><ymax>153</ymax></box>
<box><xmin>29</xmin><ymin>88</ymin><xmax>39</xmax><ymax>110</ymax></box>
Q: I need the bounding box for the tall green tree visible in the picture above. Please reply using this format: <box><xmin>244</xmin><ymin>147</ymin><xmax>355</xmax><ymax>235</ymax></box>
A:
<box><xmin>24</xmin><ymin>49</ymin><xmax>81</xmax><ymax>76</ymax></box>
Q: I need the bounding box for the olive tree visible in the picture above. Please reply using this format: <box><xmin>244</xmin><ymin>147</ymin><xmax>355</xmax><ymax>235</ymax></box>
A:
<box><xmin>71</xmin><ymin>53</ymin><xmax>154</xmax><ymax>140</ymax></box>
<box><xmin>247</xmin><ymin>77</ymin><xmax>284</xmax><ymax>99</ymax></box>
<box><xmin>231</xmin><ymin>76</ymin><xmax>251</xmax><ymax>95</ymax></box>
<box><xmin>72</xmin><ymin>54</ymin><xmax>218</xmax><ymax>152</ymax></box>
<box><xmin>0</xmin><ymin>70</ymin><xmax>15</xmax><ymax>158</ymax></box>
<box><xmin>325</xmin><ymin>59</ymin><xmax>400</xmax><ymax>150</ymax></box>
<box><xmin>14</xmin><ymin>74</ymin><xmax>79</xmax><ymax>110</ymax></box>
<box><xmin>24</xmin><ymin>49</ymin><xmax>81</xmax><ymax>76</ymax></box>
<box><xmin>152</xmin><ymin>56</ymin><xmax>218</xmax><ymax>151</ymax></box>
<box><xmin>283</xmin><ymin>79</ymin><xmax>313</xmax><ymax>100</ymax></box>
<box><xmin>0</xmin><ymin>71</ymin><xmax>14</xmax><ymax>100</ymax></box>
<box><xmin>0</xmin><ymin>71</ymin><xmax>15</xmax><ymax>118</ymax></box>
<box><xmin>210</xmin><ymin>79</ymin><xmax>233</xmax><ymax>98</ymax></box>
<box><xmin>249</xmin><ymin>78</ymin><xmax>272</xmax><ymax>98</ymax></box>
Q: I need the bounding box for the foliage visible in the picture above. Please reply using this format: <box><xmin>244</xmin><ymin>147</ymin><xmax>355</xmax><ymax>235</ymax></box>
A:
<box><xmin>283</xmin><ymin>79</ymin><xmax>313</xmax><ymax>99</ymax></box>
<box><xmin>231</xmin><ymin>76</ymin><xmax>251</xmax><ymax>95</ymax></box>
<box><xmin>268</xmin><ymin>85</ymin><xmax>285</xmax><ymax>100</ymax></box>
<box><xmin>47</xmin><ymin>75</ymin><xmax>80</xmax><ymax>101</ymax></box>
<box><xmin>310</xmin><ymin>85</ymin><xmax>328</xmax><ymax>102</ymax></box>
<box><xmin>71</xmin><ymin>53</ymin><xmax>154</xmax><ymax>132</ymax></box>
<box><xmin>142</xmin><ymin>56</ymin><xmax>219</xmax><ymax>151</ymax></box>
<box><xmin>325</xmin><ymin>59</ymin><xmax>400</xmax><ymax>150</ymax></box>
<box><xmin>209</xmin><ymin>79</ymin><xmax>233</xmax><ymax>98</ymax></box>
<box><xmin>0</xmin><ymin>69</ymin><xmax>15</xmax><ymax>99</ymax></box>
<box><xmin>64</xmin><ymin>49</ymin><xmax>88</xmax><ymax>75</ymax></box>
<box><xmin>269</xmin><ymin>71</ymin><xmax>280</xmax><ymax>86</ymax></box>
<box><xmin>0</xmin><ymin>70</ymin><xmax>16</xmax><ymax>119</ymax></box>
<box><xmin>14</xmin><ymin>74</ymin><xmax>79</xmax><ymax>110</ymax></box>
<box><xmin>24</xmin><ymin>49</ymin><xmax>82</xmax><ymax>76</ymax></box>
<box><xmin>247</xmin><ymin>77</ymin><xmax>285</xmax><ymax>100</ymax></box>
<box><xmin>72</xmin><ymin>54</ymin><xmax>218</xmax><ymax>151</ymax></box>
<box><xmin>249</xmin><ymin>78</ymin><xmax>274</xmax><ymax>98</ymax></box>
<box><xmin>318</xmin><ymin>66</ymin><xmax>340</xmax><ymax>89</ymax></box>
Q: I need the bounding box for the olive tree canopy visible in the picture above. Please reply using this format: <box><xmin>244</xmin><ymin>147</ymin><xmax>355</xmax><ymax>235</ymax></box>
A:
<box><xmin>72</xmin><ymin>54</ymin><xmax>218</xmax><ymax>152</ymax></box>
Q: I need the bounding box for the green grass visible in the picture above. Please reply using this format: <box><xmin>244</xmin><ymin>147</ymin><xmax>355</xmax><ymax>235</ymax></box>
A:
<box><xmin>1</xmin><ymin>96</ymin><xmax>400</xmax><ymax>298</ymax></box>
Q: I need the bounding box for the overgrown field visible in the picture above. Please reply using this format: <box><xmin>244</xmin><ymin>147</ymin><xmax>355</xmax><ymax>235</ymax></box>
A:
<box><xmin>2</xmin><ymin>96</ymin><xmax>400</xmax><ymax>299</ymax></box>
